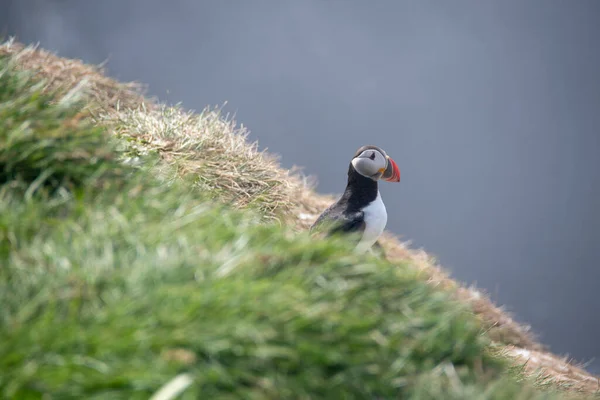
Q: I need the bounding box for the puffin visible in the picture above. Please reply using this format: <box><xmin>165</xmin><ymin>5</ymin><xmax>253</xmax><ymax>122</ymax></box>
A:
<box><xmin>311</xmin><ymin>145</ymin><xmax>400</xmax><ymax>253</ymax></box>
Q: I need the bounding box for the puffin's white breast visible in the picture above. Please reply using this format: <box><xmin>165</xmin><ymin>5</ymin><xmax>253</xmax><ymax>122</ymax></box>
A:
<box><xmin>356</xmin><ymin>191</ymin><xmax>387</xmax><ymax>252</ymax></box>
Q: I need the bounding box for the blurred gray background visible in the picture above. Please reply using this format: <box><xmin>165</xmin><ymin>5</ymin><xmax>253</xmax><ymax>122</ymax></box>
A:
<box><xmin>2</xmin><ymin>0</ymin><xmax>599</xmax><ymax>373</ymax></box>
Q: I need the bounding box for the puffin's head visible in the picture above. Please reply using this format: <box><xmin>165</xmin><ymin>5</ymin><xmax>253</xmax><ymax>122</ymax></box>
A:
<box><xmin>350</xmin><ymin>145</ymin><xmax>400</xmax><ymax>182</ymax></box>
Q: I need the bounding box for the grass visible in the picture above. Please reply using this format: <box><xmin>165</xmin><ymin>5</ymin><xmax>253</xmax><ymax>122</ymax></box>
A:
<box><xmin>0</xmin><ymin>172</ymin><xmax>540</xmax><ymax>399</ymax></box>
<box><xmin>0</xmin><ymin>54</ymin><xmax>128</xmax><ymax>190</ymax></box>
<box><xmin>103</xmin><ymin>105</ymin><xmax>305</xmax><ymax>222</ymax></box>
<box><xmin>0</xmin><ymin>45</ymin><xmax>597</xmax><ymax>399</ymax></box>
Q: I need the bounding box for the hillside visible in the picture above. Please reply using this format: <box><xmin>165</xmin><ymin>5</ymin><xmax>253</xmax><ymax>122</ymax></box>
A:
<box><xmin>1</xmin><ymin>40</ymin><xmax>598</xmax><ymax>398</ymax></box>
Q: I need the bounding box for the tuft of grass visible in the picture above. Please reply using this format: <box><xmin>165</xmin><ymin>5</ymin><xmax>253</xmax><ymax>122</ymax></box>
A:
<box><xmin>104</xmin><ymin>105</ymin><xmax>307</xmax><ymax>221</ymax></box>
<box><xmin>0</xmin><ymin>53</ymin><xmax>128</xmax><ymax>190</ymax></box>
<box><xmin>0</xmin><ymin>39</ymin><xmax>149</xmax><ymax>112</ymax></box>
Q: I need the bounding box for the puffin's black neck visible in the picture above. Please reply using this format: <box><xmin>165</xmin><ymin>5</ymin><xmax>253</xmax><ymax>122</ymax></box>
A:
<box><xmin>340</xmin><ymin>164</ymin><xmax>379</xmax><ymax>212</ymax></box>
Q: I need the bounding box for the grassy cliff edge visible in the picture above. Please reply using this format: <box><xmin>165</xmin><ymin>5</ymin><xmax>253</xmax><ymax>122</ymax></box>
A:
<box><xmin>0</xmin><ymin>41</ymin><xmax>598</xmax><ymax>399</ymax></box>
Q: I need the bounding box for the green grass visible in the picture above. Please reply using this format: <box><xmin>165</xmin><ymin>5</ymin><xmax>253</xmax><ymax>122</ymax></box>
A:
<box><xmin>0</xmin><ymin>55</ymin><xmax>127</xmax><ymax>189</ymax></box>
<box><xmin>0</xmin><ymin>52</ymin><xmax>581</xmax><ymax>399</ymax></box>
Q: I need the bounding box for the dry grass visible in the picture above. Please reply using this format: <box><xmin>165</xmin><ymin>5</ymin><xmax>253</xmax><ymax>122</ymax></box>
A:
<box><xmin>2</xmin><ymin>39</ymin><xmax>598</xmax><ymax>396</ymax></box>
<box><xmin>103</xmin><ymin>106</ymin><xmax>308</xmax><ymax>221</ymax></box>
<box><xmin>506</xmin><ymin>346</ymin><xmax>600</xmax><ymax>394</ymax></box>
<box><xmin>0</xmin><ymin>39</ymin><xmax>149</xmax><ymax>112</ymax></box>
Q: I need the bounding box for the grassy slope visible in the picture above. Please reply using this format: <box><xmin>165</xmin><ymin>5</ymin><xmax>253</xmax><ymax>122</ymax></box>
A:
<box><xmin>0</xmin><ymin>45</ymin><xmax>594</xmax><ymax>399</ymax></box>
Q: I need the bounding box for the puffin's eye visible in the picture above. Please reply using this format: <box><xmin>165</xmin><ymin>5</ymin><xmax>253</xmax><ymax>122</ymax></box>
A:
<box><xmin>369</xmin><ymin>152</ymin><xmax>376</xmax><ymax>160</ymax></box>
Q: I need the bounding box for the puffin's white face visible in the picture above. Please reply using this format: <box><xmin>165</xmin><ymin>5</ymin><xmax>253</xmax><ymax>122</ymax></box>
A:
<box><xmin>351</xmin><ymin>149</ymin><xmax>388</xmax><ymax>178</ymax></box>
<box><xmin>350</xmin><ymin>146</ymin><xmax>401</xmax><ymax>182</ymax></box>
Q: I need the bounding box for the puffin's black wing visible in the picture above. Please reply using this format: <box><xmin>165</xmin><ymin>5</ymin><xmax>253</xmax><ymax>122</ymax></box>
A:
<box><xmin>310</xmin><ymin>206</ymin><xmax>366</xmax><ymax>238</ymax></box>
<box><xmin>328</xmin><ymin>211</ymin><xmax>366</xmax><ymax>236</ymax></box>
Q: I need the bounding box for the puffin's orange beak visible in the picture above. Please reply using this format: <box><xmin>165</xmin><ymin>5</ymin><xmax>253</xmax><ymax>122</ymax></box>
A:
<box><xmin>382</xmin><ymin>157</ymin><xmax>400</xmax><ymax>182</ymax></box>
